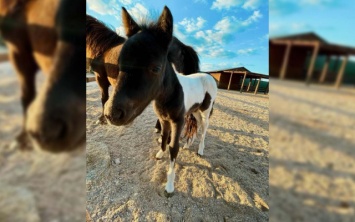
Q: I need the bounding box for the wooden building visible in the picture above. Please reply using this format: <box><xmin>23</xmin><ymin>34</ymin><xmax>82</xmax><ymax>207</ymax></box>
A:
<box><xmin>270</xmin><ymin>32</ymin><xmax>355</xmax><ymax>88</ymax></box>
<box><xmin>207</xmin><ymin>67</ymin><xmax>269</xmax><ymax>94</ymax></box>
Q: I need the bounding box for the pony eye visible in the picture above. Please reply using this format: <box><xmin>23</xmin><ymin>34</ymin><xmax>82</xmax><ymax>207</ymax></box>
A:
<box><xmin>151</xmin><ymin>66</ymin><xmax>161</xmax><ymax>74</ymax></box>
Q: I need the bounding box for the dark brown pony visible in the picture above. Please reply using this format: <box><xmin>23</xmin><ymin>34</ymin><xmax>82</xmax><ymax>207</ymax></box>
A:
<box><xmin>0</xmin><ymin>0</ymin><xmax>85</xmax><ymax>152</ymax></box>
<box><xmin>104</xmin><ymin>7</ymin><xmax>217</xmax><ymax>196</ymax></box>
<box><xmin>86</xmin><ymin>15</ymin><xmax>200</xmax><ymax>126</ymax></box>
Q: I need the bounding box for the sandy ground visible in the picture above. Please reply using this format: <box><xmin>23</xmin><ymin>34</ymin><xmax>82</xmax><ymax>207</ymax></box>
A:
<box><xmin>0</xmin><ymin>61</ymin><xmax>86</xmax><ymax>222</ymax></box>
<box><xmin>269</xmin><ymin>79</ymin><xmax>355</xmax><ymax>222</ymax></box>
<box><xmin>86</xmin><ymin>82</ymin><xmax>269</xmax><ymax>221</ymax></box>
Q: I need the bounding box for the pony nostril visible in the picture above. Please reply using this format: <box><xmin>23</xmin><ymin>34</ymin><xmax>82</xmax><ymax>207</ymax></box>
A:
<box><xmin>104</xmin><ymin>108</ymin><xmax>125</xmax><ymax>123</ymax></box>
<box><xmin>115</xmin><ymin>108</ymin><xmax>124</xmax><ymax>119</ymax></box>
<box><xmin>46</xmin><ymin>115</ymin><xmax>68</xmax><ymax>141</ymax></box>
<box><xmin>56</xmin><ymin>119</ymin><xmax>68</xmax><ymax>140</ymax></box>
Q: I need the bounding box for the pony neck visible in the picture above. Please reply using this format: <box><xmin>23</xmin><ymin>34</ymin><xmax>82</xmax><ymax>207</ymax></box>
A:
<box><xmin>155</xmin><ymin>62</ymin><xmax>182</xmax><ymax>103</ymax></box>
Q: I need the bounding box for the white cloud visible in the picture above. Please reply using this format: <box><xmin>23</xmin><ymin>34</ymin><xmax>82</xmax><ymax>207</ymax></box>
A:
<box><xmin>237</xmin><ymin>48</ymin><xmax>255</xmax><ymax>55</ymax></box>
<box><xmin>195</xmin><ymin>11</ymin><xmax>262</xmax><ymax>45</ymax></box>
<box><xmin>119</xmin><ymin>0</ymin><xmax>132</xmax><ymax>5</ymax></box>
<box><xmin>87</xmin><ymin>1</ymin><xmax>150</xmax><ymax>25</ymax></box>
<box><xmin>87</xmin><ymin>0</ymin><xmax>116</xmax><ymax>15</ymax></box>
<box><xmin>173</xmin><ymin>24</ymin><xmax>187</xmax><ymax>42</ymax></box>
<box><xmin>242</xmin><ymin>10</ymin><xmax>262</xmax><ymax>26</ymax></box>
<box><xmin>127</xmin><ymin>3</ymin><xmax>149</xmax><ymax>22</ymax></box>
<box><xmin>179</xmin><ymin>17</ymin><xmax>206</xmax><ymax>33</ymax></box>
<box><xmin>195</xmin><ymin>17</ymin><xmax>238</xmax><ymax>44</ymax></box>
<box><xmin>191</xmin><ymin>10</ymin><xmax>263</xmax><ymax>60</ymax></box>
<box><xmin>87</xmin><ymin>0</ymin><xmax>121</xmax><ymax>22</ymax></box>
<box><xmin>116</xmin><ymin>26</ymin><xmax>126</xmax><ymax>36</ymax></box>
<box><xmin>211</xmin><ymin>0</ymin><xmax>241</xmax><ymax>10</ymax></box>
<box><xmin>196</xmin><ymin>43</ymin><xmax>237</xmax><ymax>58</ymax></box>
<box><xmin>214</xmin><ymin>16</ymin><xmax>237</xmax><ymax>32</ymax></box>
<box><xmin>242</xmin><ymin>0</ymin><xmax>261</xmax><ymax>10</ymax></box>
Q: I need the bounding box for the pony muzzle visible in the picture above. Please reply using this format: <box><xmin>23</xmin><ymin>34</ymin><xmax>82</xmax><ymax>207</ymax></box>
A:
<box><xmin>26</xmin><ymin>110</ymin><xmax>82</xmax><ymax>153</ymax></box>
<box><xmin>25</xmin><ymin>92</ymin><xmax>85</xmax><ymax>153</ymax></box>
<box><xmin>104</xmin><ymin>107</ymin><xmax>126</xmax><ymax>125</ymax></box>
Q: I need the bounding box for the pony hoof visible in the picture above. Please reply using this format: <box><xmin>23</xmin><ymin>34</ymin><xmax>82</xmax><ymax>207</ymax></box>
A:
<box><xmin>155</xmin><ymin>150</ymin><xmax>164</xmax><ymax>159</ymax></box>
<box><xmin>9</xmin><ymin>140</ymin><xmax>32</xmax><ymax>151</ymax></box>
<box><xmin>164</xmin><ymin>190</ymin><xmax>174</xmax><ymax>198</ymax></box>
<box><xmin>155</xmin><ymin>128</ymin><xmax>161</xmax><ymax>133</ymax></box>
<box><xmin>197</xmin><ymin>152</ymin><xmax>203</xmax><ymax>157</ymax></box>
<box><xmin>96</xmin><ymin>117</ymin><xmax>107</xmax><ymax>125</ymax></box>
<box><xmin>11</xmin><ymin>133</ymin><xmax>33</xmax><ymax>151</ymax></box>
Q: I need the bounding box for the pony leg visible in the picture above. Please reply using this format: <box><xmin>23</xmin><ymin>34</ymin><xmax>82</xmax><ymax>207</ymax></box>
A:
<box><xmin>155</xmin><ymin>119</ymin><xmax>161</xmax><ymax>133</ymax></box>
<box><xmin>8</xmin><ymin>49</ymin><xmax>38</xmax><ymax>150</ymax></box>
<box><xmin>197</xmin><ymin>111</ymin><xmax>210</xmax><ymax>156</ymax></box>
<box><xmin>156</xmin><ymin>121</ymin><xmax>170</xmax><ymax>159</ymax></box>
<box><xmin>165</xmin><ymin>120</ymin><xmax>184</xmax><ymax>196</ymax></box>
<box><xmin>95</xmin><ymin>73</ymin><xmax>110</xmax><ymax>124</ymax></box>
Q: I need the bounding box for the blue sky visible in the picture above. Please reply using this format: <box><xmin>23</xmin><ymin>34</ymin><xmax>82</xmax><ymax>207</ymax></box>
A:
<box><xmin>86</xmin><ymin>0</ymin><xmax>269</xmax><ymax>74</ymax></box>
<box><xmin>270</xmin><ymin>0</ymin><xmax>355</xmax><ymax>47</ymax></box>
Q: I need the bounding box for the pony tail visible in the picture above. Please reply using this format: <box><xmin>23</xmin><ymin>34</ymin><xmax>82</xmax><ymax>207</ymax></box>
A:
<box><xmin>183</xmin><ymin>114</ymin><xmax>198</xmax><ymax>142</ymax></box>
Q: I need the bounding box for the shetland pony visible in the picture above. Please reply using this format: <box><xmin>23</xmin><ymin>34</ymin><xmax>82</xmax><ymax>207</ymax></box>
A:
<box><xmin>0</xmin><ymin>0</ymin><xmax>85</xmax><ymax>152</ymax></box>
<box><xmin>104</xmin><ymin>7</ymin><xmax>217</xmax><ymax>196</ymax></box>
<box><xmin>86</xmin><ymin>15</ymin><xmax>200</xmax><ymax>129</ymax></box>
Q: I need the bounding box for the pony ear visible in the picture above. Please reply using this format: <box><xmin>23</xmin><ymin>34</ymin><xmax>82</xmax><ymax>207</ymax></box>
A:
<box><xmin>121</xmin><ymin>7</ymin><xmax>140</xmax><ymax>37</ymax></box>
<box><xmin>157</xmin><ymin>6</ymin><xmax>173</xmax><ymax>46</ymax></box>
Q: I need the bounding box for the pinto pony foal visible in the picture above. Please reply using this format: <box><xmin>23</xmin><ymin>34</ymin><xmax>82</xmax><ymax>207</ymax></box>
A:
<box><xmin>104</xmin><ymin>7</ymin><xmax>217</xmax><ymax>195</ymax></box>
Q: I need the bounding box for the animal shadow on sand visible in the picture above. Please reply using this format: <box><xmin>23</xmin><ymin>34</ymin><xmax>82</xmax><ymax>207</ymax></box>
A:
<box><xmin>86</xmin><ymin>98</ymin><xmax>269</xmax><ymax>221</ymax></box>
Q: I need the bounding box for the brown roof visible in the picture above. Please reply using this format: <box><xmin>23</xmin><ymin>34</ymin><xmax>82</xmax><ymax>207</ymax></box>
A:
<box><xmin>206</xmin><ymin>66</ymin><xmax>251</xmax><ymax>73</ymax></box>
<box><xmin>206</xmin><ymin>66</ymin><xmax>269</xmax><ymax>79</ymax></box>
<box><xmin>272</xmin><ymin>32</ymin><xmax>328</xmax><ymax>44</ymax></box>
<box><xmin>270</xmin><ymin>32</ymin><xmax>355</xmax><ymax>55</ymax></box>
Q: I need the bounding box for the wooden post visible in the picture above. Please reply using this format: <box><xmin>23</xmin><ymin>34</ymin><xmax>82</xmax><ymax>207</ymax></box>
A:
<box><xmin>240</xmin><ymin>72</ymin><xmax>247</xmax><ymax>93</ymax></box>
<box><xmin>335</xmin><ymin>56</ymin><xmax>348</xmax><ymax>89</ymax></box>
<box><xmin>319</xmin><ymin>55</ymin><xmax>330</xmax><ymax>83</ymax></box>
<box><xmin>254</xmin><ymin>78</ymin><xmax>261</xmax><ymax>95</ymax></box>
<box><xmin>280</xmin><ymin>41</ymin><xmax>292</xmax><ymax>79</ymax></box>
<box><xmin>227</xmin><ymin>72</ymin><xmax>233</xmax><ymax>90</ymax></box>
<box><xmin>247</xmin><ymin>78</ymin><xmax>252</xmax><ymax>92</ymax></box>
<box><xmin>264</xmin><ymin>81</ymin><xmax>269</xmax><ymax>94</ymax></box>
<box><xmin>306</xmin><ymin>42</ymin><xmax>320</xmax><ymax>85</ymax></box>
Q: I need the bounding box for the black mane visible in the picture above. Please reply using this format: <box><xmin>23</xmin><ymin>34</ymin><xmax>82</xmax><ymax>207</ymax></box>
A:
<box><xmin>169</xmin><ymin>37</ymin><xmax>200</xmax><ymax>74</ymax></box>
<box><xmin>86</xmin><ymin>15</ymin><xmax>125</xmax><ymax>58</ymax></box>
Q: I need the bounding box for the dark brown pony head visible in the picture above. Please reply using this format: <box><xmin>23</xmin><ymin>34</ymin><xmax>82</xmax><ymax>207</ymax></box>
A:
<box><xmin>25</xmin><ymin>0</ymin><xmax>86</xmax><ymax>152</ymax></box>
<box><xmin>104</xmin><ymin>6</ymin><xmax>173</xmax><ymax>126</ymax></box>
